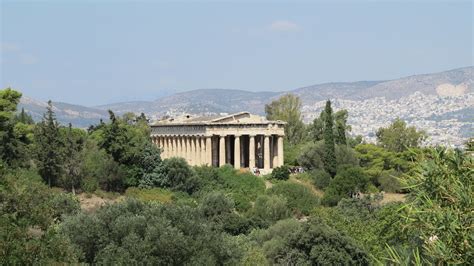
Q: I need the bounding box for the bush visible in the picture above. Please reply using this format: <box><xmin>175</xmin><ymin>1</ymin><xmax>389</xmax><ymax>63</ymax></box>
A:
<box><xmin>219</xmin><ymin>166</ymin><xmax>266</xmax><ymax>212</ymax></box>
<box><xmin>48</xmin><ymin>192</ymin><xmax>81</xmax><ymax>221</ymax></box>
<box><xmin>297</xmin><ymin>142</ymin><xmax>324</xmax><ymax>170</ymax></box>
<box><xmin>200</xmin><ymin>191</ymin><xmax>234</xmax><ymax>218</ymax></box>
<box><xmin>199</xmin><ymin>192</ymin><xmax>252</xmax><ymax>235</ymax></box>
<box><xmin>271</xmin><ymin>165</ymin><xmax>290</xmax><ymax>180</ymax></box>
<box><xmin>322</xmin><ymin>166</ymin><xmax>369</xmax><ymax>206</ymax></box>
<box><xmin>140</xmin><ymin>157</ymin><xmax>200</xmax><ymax>194</ymax></box>
<box><xmin>250</xmin><ymin>218</ymin><xmax>369</xmax><ymax>265</ymax></box>
<box><xmin>378</xmin><ymin>172</ymin><xmax>402</xmax><ymax>192</ymax></box>
<box><xmin>267</xmin><ymin>181</ymin><xmax>319</xmax><ymax>216</ymax></box>
<box><xmin>0</xmin><ymin>170</ymin><xmax>80</xmax><ymax>264</ymax></box>
<box><xmin>80</xmin><ymin>140</ymin><xmax>126</xmax><ymax>192</ymax></box>
<box><xmin>81</xmin><ymin>176</ymin><xmax>98</xmax><ymax>193</ymax></box>
<box><xmin>311</xmin><ymin>169</ymin><xmax>331</xmax><ymax>190</ymax></box>
<box><xmin>250</xmin><ymin>195</ymin><xmax>291</xmax><ymax>226</ymax></box>
<box><xmin>60</xmin><ymin>199</ymin><xmax>242</xmax><ymax>264</ymax></box>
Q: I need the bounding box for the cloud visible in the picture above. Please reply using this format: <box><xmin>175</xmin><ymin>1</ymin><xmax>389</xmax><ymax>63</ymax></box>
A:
<box><xmin>269</xmin><ymin>20</ymin><xmax>300</xmax><ymax>32</ymax></box>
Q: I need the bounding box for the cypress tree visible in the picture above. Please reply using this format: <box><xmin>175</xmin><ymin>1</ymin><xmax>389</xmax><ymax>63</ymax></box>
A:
<box><xmin>323</xmin><ymin>100</ymin><xmax>336</xmax><ymax>177</ymax></box>
<box><xmin>35</xmin><ymin>100</ymin><xmax>63</xmax><ymax>187</ymax></box>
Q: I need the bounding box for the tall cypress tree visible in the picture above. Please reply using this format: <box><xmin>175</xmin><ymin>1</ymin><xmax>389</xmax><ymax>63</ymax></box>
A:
<box><xmin>35</xmin><ymin>100</ymin><xmax>63</xmax><ymax>187</ymax></box>
<box><xmin>323</xmin><ymin>100</ymin><xmax>336</xmax><ymax>177</ymax></box>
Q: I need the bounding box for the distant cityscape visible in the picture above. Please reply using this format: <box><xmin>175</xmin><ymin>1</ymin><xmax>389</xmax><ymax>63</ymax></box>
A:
<box><xmin>302</xmin><ymin>92</ymin><xmax>473</xmax><ymax>148</ymax></box>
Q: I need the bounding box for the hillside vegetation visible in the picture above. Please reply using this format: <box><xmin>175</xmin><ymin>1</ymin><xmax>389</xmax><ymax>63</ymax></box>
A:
<box><xmin>1</xmin><ymin>88</ymin><xmax>472</xmax><ymax>264</ymax></box>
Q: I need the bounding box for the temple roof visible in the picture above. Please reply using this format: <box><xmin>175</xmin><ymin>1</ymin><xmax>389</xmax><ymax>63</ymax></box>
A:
<box><xmin>152</xmin><ymin>111</ymin><xmax>285</xmax><ymax>126</ymax></box>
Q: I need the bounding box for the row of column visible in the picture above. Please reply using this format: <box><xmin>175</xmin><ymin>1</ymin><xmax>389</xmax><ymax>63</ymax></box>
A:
<box><xmin>152</xmin><ymin>134</ymin><xmax>284</xmax><ymax>170</ymax></box>
<box><xmin>152</xmin><ymin>135</ymin><xmax>212</xmax><ymax>166</ymax></box>
<box><xmin>219</xmin><ymin>134</ymin><xmax>284</xmax><ymax>170</ymax></box>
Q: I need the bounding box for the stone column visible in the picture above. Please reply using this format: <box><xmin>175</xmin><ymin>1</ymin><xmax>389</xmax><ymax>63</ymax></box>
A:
<box><xmin>188</xmin><ymin>136</ymin><xmax>194</xmax><ymax>165</ymax></box>
<box><xmin>272</xmin><ymin>136</ymin><xmax>278</xmax><ymax>168</ymax></box>
<box><xmin>176</xmin><ymin>136</ymin><xmax>181</xmax><ymax>158</ymax></box>
<box><xmin>195</xmin><ymin>137</ymin><xmax>201</xmax><ymax>166</ymax></box>
<box><xmin>234</xmin><ymin>135</ymin><xmax>241</xmax><ymax>169</ymax></box>
<box><xmin>169</xmin><ymin>137</ymin><xmax>174</xmax><ymax>157</ymax></box>
<box><xmin>163</xmin><ymin>136</ymin><xmax>168</xmax><ymax>158</ymax></box>
<box><xmin>183</xmin><ymin>136</ymin><xmax>188</xmax><ymax>161</ymax></box>
<box><xmin>200</xmin><ymin>137</ymin><xmax>206</xmax><ymax>166</ymax></box>
<box><xmin>193</xmin><ymin>137</ymin><xmax>198</xmax><ymax>165</ymax></box>
<box><xmin>219</xmin><ymin>135</ymin><xmax>226</xmax><ymax>167</ymax></box>
<box><xmin>249</xmin><ymin>135</ymin><xmax>255</xmax><ymax>169</ymax></box>
<box><xmin>264</xmin><ymin>135</ymin><xmax>270</xmax><ymax>170</ymax></box>
<box><xmin>174</xmin><ymin>137</ymin><xmax>179</xmax><ymax>158</ymax></box>
<box><xmin>278</xmin><ymin>135</ymin><xmax>284</xmax><ymax>167</ymax></box>
<box><xmin>206</xmin><ymin>136</ymin><xmax>212</xmax><ymax>166</ymax></box>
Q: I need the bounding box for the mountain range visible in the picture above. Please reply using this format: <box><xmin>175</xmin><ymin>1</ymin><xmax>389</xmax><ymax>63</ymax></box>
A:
<box><xmin>19</xmin><ymin>66</ymin><xmax>473</xmax><ymax>128</ymax></box>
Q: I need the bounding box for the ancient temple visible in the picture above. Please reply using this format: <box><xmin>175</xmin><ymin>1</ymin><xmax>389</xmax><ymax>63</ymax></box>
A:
<box><xmin>150</xmin><ymin>112</ymin><xmax>285</xmax><ymax>171</ymax></box>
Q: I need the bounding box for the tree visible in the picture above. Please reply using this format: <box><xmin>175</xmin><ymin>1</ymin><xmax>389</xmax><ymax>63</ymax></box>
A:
<box><xmin>60</xmin><ymin>199</ymin><xmax>241</xmax><ymax>264</ymax></box>
<box><xmin>322</xmin><ymin>100</ymin><xmax>336</xmax><ymax>177</ymax></box>
<box><xmin>334</xmin><ymin>109</ymin><xmax>350</xmax><ymax>145</ymax></box>
<box><xmin>376</xmin><ymin>118</ymin><xmax>426</xmax><ymax>152</ymax></box>
<box><xmin>298</xmin><ymin>141</ymin><xmax>358</xmax><ymax>171</ymax></box>
<box><xmin>271</xmin><ymin>165</ymin><xmax>290</xmax><ymax>180</ymax></box>
<box><xmin>34</xmin><ymin>101</ymin><xmax>63</xmax><ymax>187</ymax></box>
<box><xmin>59</xmin><ymin>124</ymin><xmax>86</xmax><ymax>193</ymax></box>
<box><xmin>140</xmin><ymin>157</ymin><xmax>199</xmax><ymax>194</ymax></box>
<box><xmin>93</xmin><ymin>110</ymin><xmax>160</xmax><ymax>188</ymax></box>
<box><xmin>0</xmin><ymin>170</ymin><xmax>80</xmax><ymax>264</ymax></box>
<box><xmin>0</xmin><ymin>88</ymin><xmax>30</xmax><ymax>168</ymax></box>
<box><xmin>394</xmin><ymin>148</ymin><xmax>473</xmax><ymax>264</ymax></box>
<box><xmin>265</xmin><ymin>94</ymin><xmax>306</xmax><ymax>145</ymax></box>
<box><xmin>13</xmin><ymin>108</ymin><xmax>34</xmax><ymax>125</ymax></box>
<box><xmin>310</xmin><ymin>108</ymin><xmax>350</xmax><ymax>145</ymax></box>
<box><xmin>250</xmin><ymin>218</ymin><xmax>369</xmax><ymax>265</ymax></box>
<box><xmin>250</xmin><ymin>195</ymin><xmax>291</xmax><ymax>225</ymax></box>
<box><xmin>267</xmin><ymin>181</ymin><xmax>320</xmax><ymax>216</ymax></box>
<box><xmin>321</xmin><ymin>166</ymin><xmax>369</xmax><ymax>206</ymax></box>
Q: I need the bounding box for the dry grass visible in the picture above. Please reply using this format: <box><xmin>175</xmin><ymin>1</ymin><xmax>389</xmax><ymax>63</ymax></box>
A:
<box><xmin>290</xmin><ymin>175</ymin><xmax>324</xmax><ymax>197</ymax></box>
<box><xmin>78</xmin><ymin>193</ymin><xmax>124</xmax><ymax>213</ymax></box>
<box><xmin>380</xmin><ymin>192</ymin><xmax>406</xmax><ymax>204</ymax></box>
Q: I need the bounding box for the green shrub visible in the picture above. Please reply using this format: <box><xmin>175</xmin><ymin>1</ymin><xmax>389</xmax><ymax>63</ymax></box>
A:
<box><xmin>81</xmin><ymin>176</ymin><xmax>99</xmax><ymax>193</ymax></box>
<box><xmin>48</xmin><ymin>192</ymin><xmax>81</xmax><ymax>220</ymax></box>
<box><xmin>60</xmin><ymin>199</ymin><xmax>242</xmax><ymax>264</ymax></box>
<box><xmin>322</xmin><ymin>166</ymin><xmax>369</xmax><ymax>206</ymax></box>
<box><xmin>219</xmin><ymin>166</ymin><xmax>266</xmax><ymax>212</ymax></box>
<box><xmin>271</xmin><ymin>165</ymin><xmax>290</xmax><ymax>180</ymax></box>
<box><xmin>140</xmin><ymin>157</ymin><xmax>200</xmax><ymax>194</ymax></box>
<box><xmin>231</xmin><ymin>192</ymin><xmax>253</xmax><ymax>212</ymax></box>
<box><xmin>200</xmin><ymin>191</ymin><xmax>234</xmax><ymax>218</ymax></box>
<box><xmin>250</xmin><ymin>195</ymin><xmax>291</xmax><ymax>225</ymax></box>
<box><xmin>250</xmin><ymin>218</ymin><xmax>369</xmax><ymax>265</ymax></box>
<box><xmin>267</xmin><ymin>181</ymin><xmax>319</xmax><ymax>216</ymax></box>
<box><xmin>311</xmin><ymin>169</ymin><xmax>331</xmax><ymax>190</ymax></box>
<box><xmin>378</xmin><ymin>172</ymin><xmax>402</xmax><ymax>192</ymax></box>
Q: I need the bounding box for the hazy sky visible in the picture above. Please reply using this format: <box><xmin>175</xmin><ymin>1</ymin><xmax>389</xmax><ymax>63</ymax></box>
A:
<box><xmin>1</xmin><ymin>0</ymin><xmax>472</xmax><ymax>106</ymax></box>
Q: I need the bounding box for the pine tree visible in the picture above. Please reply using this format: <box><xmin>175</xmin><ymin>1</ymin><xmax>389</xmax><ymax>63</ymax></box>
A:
<box><xmin>35</xmin><ymin>100</ymin><xmax>63</xmax><ymax>187</ymax></box>
<box><xmin>334</xmin><ymin>110</ymin><xmax>349</xmax><ymax>145</ymax></box>
<box><xmin>61</xmin><ymin>123</ymin><xmax>84</xmax><ymax>193</ymax></box>
<box><xmin>14</xmin><ymin>108</ymin><xmax>35</xmax><ymax>124</ymax></box>
<box><xmin>0</xmin><ymin>88</ymin><xmax>29</xmax><ymax>167</ymax></box>
<box><xmin>322</xmin><ymin>100</ymin><xmax>336</xmax><ymax>177</ymax></box>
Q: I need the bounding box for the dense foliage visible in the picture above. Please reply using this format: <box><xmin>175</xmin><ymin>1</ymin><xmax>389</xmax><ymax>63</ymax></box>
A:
<box><xmin>2</xmin><ymin>88</ymin><xmax>472</xmax><ymax>265</ymax></box>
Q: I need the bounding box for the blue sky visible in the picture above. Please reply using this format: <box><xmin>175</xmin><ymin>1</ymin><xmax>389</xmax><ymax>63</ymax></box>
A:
<box><xmin>1</xmin><ymin>1</ymin><xmax>472</xmax><ymax>106</ymax></box>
